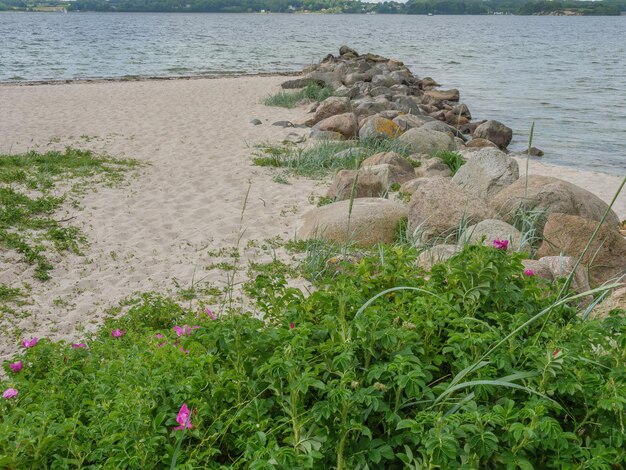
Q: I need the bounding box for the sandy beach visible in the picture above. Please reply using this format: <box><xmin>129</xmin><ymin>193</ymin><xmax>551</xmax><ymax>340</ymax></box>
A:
<box><xmin>0</xmin><ymin>75</ymin><xmax>624</xmax><ymax>361</ymax></box>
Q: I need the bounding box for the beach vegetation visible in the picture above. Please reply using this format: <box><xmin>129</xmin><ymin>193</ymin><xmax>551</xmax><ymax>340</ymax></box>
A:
<box><xmin>434</xmin><ymin>149</ymin><xmax>465</xmax><ymax>176</ymax></box>
<box><xmin>0</xmin><ymin>148</ymin><xmax>139</xmax><ymax>280</ymax></box>
<box><xmin>253</xmin><ymin>137</ymin><xmax>412</xmax><ymax>178</ymax></box>
<box><xmin>1</xmin><ymin>244</ymin><xmax>625</xmax><ymax>467</ymax></box>
<box><xmin>263</xmin><ymin>83</ymin><xmax>334</xmax><ymax>108</ymax></box>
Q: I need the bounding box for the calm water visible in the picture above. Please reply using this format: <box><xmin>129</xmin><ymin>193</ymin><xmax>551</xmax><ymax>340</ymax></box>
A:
<box><xmin>1</xmin><ymin>12</ymin><xmax>625</xmax><ymax>175</ymax></box>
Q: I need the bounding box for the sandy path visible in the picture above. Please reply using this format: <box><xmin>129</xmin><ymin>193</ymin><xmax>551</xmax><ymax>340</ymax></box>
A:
<box><xmin>0</xmin><ymin>75</ymin><xmax>624</xmax><ymax>362</ymax></box>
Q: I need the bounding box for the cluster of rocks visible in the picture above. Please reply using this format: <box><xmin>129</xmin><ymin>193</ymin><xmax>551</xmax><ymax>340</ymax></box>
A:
<box><xmin>282</xmin><ymin>45</ymin><xmax>512</xmax><ymax>150</ymax></box>
<box><xmin>280</xmin><ymin>47</ymin><xmax>625</xmax><ymax>293</ymax></box>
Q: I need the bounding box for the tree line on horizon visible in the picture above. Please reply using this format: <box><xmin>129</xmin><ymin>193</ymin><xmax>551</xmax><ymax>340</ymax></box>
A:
<box><xmin>1</xmin><ymin>0</ymin><xmax>624</xmax><ymax>14</ymax></box>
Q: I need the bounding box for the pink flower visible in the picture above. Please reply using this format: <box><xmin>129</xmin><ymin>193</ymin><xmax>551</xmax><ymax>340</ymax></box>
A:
<box><xmin>111</xmin><ymin>329</ymin><xmax>125</xmax><ymax>338</ymax></box>
<box><xmin>493</xmin><ymin>239</ymin><xmax>509</xmax><ymax>250</ymax></box>
<box><xmin>179</xmin><ymin>346</ymin><xmax>190</xmax><ymax>354</ymax></box>
<box><xmin>71</xmin><ymin>343</ymin><xmax>87</xmax><ymax>349</ymax></box>
<box><xmin>205</xmin><ymin>308</ymin><xmax>218</xmax><ymax>320</ymax></box>
<box><xmin>157</xmin><ymin>342</ymin><xmax>167</xmax><ymax>348</ymax></box>
<box><xmin>155</xmin><ymin>333</ymin><xmax>164</xmax><ymax>339</ymax></box>
<box><xmin>524</xmin><ymin>269</ymin><xmax>536</xmax><ymax>277</ymax></box>
<box><xmin>173</xmin><ymin>403</ymin><xmax>193</xmax><ymax>430</ymax></box>
<box><xmin>289</xmin><ymin>322</ymin><xmax>295</xmax><ymax>331</ymax></box>
<box><xmin>22</xmin><ymin>338</ymin><xmax>39</xmax><ymax>348</ymax></box>
<box><xmin>9</xmin><ymin>361</ymin><xmax>23</xmax><ymax>373</ymax></box>
<box><xmin>3</xmin><ymin>388</ymin><xmax>18</xmax><ymax>399</ymax></box>
<box><xmin>173</xmin><ymin>325</ymin><xmax>199</xmax><ymax>337</ymax></box>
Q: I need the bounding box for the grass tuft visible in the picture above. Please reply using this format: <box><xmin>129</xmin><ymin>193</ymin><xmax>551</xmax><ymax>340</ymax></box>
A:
<box><xmin>434</xmin><ymin>150</ymin><xmax>466</xmax><ymax>176</ymax></box>
<box><xmin>253</xmin><ymin>137</ymin><xmax>412</xmax><ymax>179</ymax></box>
<box><xmin>263</xmin><ymin>83</ymin><xmax>334</xmax><ymax>108</ymax></box>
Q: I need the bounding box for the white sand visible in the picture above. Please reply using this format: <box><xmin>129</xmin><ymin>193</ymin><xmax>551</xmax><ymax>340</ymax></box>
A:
<box><xmin>0</xmin><ymin>75</ymin><xmax>624</xmax><ymax>361</ymax></box>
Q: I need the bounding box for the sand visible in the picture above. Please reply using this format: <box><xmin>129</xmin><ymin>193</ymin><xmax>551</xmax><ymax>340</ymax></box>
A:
<box><xmin>0</xmin><ymin>75</ymin><xmax>624</xmax><ymax>362</ymax></box>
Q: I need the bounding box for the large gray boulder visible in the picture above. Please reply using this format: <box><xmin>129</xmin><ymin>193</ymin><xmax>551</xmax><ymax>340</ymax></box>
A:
<box><xmin>473</xmin><ymin>120</ymin><xmax>513</xmax><ymax>149</ymax></box>
<box><xmin>537</xmin><ymin>213</ymin><xmax>626</xmax><ymax>287</ymax></box>
<box><xmin>536</xmin><ymin>255</ymin><xmax>591</xmax><ymax>294</ymax></box>
<box><xmin>297</xmin><ymin>198</ymin><xmax>408</xmax><ymax>247</ymax></box>
<box><xmin>424</xmin><ymin>89</ymin><xmax>460</xmax><ymax>102</ymax></box>
<box><xmin>414</xmin><ymin>158</ymin><xmax>452</xmax><ymax>178</ymax></box>
<box><xmin>451</xmin><ymin>149</ymin><xmax>519</xmax><ymax>199</ymax></box>
<box><xmin>407</xmin><ymin>177</ymin><xmax>495</xmax><ymax>242</ymax></box>
<box><xmin>461</xmin><ymin>219</ymin><xmax>530</xmax><ymax>253</ymax></box>
<box><xmin>398</xmin><ymin>128</ymin><xmax>456</xmax><ymax>155</ymax></box>
<box><xmin>327</xmin><ymin>164</ymin><xmax>414</xmax><ymax>201</ymax></box>
<box><xmin>490</xmin><ymin>175</ymin><xmax>620</xmax><ymax>235</ymax></box>
<box><xmin>417</xmin><ymin>244</ymin><xmax>460</xmax><ymax>270</ymax></box>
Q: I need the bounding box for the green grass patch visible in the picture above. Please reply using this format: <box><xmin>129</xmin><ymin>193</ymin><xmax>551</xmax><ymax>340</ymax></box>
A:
<box><xmin>0</xmin><ymin>148</ymin><xmax>138</xmax><ymax>280</ymax></box>
<box><xmin>253</xmin><ymin>137</ymin><xmax>412</xmax><ymax>179</ymax></box>
<box><xmin>435</xmin><ymin>150</ymin><xmax>466</xmax><ymax>176</ymax></box>
<box><xmin>1</xmin><ymin>246</ymin><xmax>624</xmax><ymax>468</ymax></box>
<box><xmin>263</xmin><ymin>83</ymin><xmax>334</xmax><ymax>108</ymax></box>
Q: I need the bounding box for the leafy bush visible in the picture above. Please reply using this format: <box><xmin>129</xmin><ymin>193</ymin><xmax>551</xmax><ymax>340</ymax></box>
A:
<box><xmin>263</xmin><ymin>83</ymin><xmax>334</xmax><ymax>108</ymax></box>
<box><xmin>1</xmin><ymin>246</ymin><xmax>625</xmax><ymax>468</ymax></box>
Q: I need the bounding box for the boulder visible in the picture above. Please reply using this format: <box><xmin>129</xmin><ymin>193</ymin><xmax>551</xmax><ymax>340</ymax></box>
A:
<box><xmin>393</xmin><ymin>114</ymin><xmax>432</xmax><ymax>132</ymax></box>
<box><xmin>310</xmin><ymin>129</ymin><xmax>344</xmax><ymax>141</ymax></box>
<box><xmin>339</xmin><ymin>45</ymin><xmax>359</xmax><ymax>57</ymax></box>
<box><xmin>327</xmin><ymin>164</ymin><xmax>414</xmax><ymax>201</ymax></box>
<box><xmin>297</xmin><ymin>198</ymin><xmax>408</xmax><ymax>247</ymax></box>
<box><xmin>362</xmin><ymin>152</ymin><xmax>415</xmax><ymax>174</ymax></box>
<box><xmin>490</xmin><ymin>176</ymin><xmax>621</xmax><ymax>234</ymax></box>
<box><xmin>407</xmin><ymin>177</ymin><xmax>495</xmax><ymax>242</ymax></box>
<box><xmin>359</xmin><ymin>115</ymin><xmax>401</xmax><ymax>140</ymax></box>
<box><xmin>451</xmin><ymin>149</ymin><xmax>519</xmax><ymax>199</ymax></box>
<box><xmin>417</xmin><ymin>244</ymin><xmax>460</xmax><ymax>270</ymax></box>
<box><xmin>352</xmin><ymin>97</ymin><xmax>396</xmax><ymax>117</ymax></box>
<box><xmin>394</xmin><ymin>96</ymin><xmax>423</xmax><ymax>115</ymax></box>
<box><xmin>371</xmin><ymin>74</ymin><xmax>396</xmax><ymax>88</ymax></box>
<box><xmin>314</xmin><ymin>113</ymin><xmax>358</xmax><ymax>139</ymax></box>
<box><xmin>452</xmin><ymin>103</ymin><xmax>471</xmax><ymax>119</ymax></box>
<box><xmin>400</xmin><ymin>177</ymin><xmax>432</xmax><ymax>196</ymax></box>
<box><xmin>398</xmin><ymin>128</ymin><xmax>456</xmax><ymax>155</ymax></box>
<box><xmin>421</xmin><ymin>77</ymin><xmax>440</xmax><ymax>88</ymax></box>
<box><xmin>461</xmin><ymin>219</ymin><xmax>530</xmax><ymax>253</ymax></box>
<box><xmin>281</xmin><ymin>77</ymin><xmax>325</xmax><ymax>89</ymax></box>
<box><xmin>308</xmin><ymin>96</ymin><xmax>351</xmax><ymax>126</ymax></box>
<box><xmin>473</xmin><ymin>120</ymin><xmax>513</xmax><ymax>149</ymax></box>
<box><xmin>370</xmin><ymin>86</ymin><xmax>393</xmax><ymax>99</ymax></box>
<box><xmin>420</xmin><ymin>120</ymin><xmax>464</xmax><ymax>139</ymax></box>
<box><xmin>537</xmin><ymin>255</ymin><xmax>591</xmax><ymax>294</ymax></box>
<box><xmin>591</xmin><ymin>286</ymin><xmax>626</xmax><ymax>318</ymax></box>
<box><xmin>414</xmin><ymin>158</ymin><xmax>452</xmax><ymax>178</ymax></box>
<box><xmin>424</xmin><ymin>89</ymin><xmax>460</xmax><ymax>102</ymax></box>
<box><xmin>521</xmin><ymin>259</ymin><xmax>555</xmax><ymax>282</ymax></box>
<box><xmin>537</xmin><ymin>213</ymin><xmax>626</xmax><ymax>287</ymax></box>
<box><xmin>465</xmin><ymin>138</ymin><xmax>498</xmax><ymax>149</ymax></box>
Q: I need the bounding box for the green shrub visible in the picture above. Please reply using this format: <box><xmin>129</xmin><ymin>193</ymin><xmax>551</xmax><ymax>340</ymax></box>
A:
<box><xmin>263</xmin><ymin>83</ymin><xmax>334</xmax><ymax>108</ymax></box>
<box><xmin>1</xmin><ymin>246</ymin><xmax>625</xmax><ymax>468</ymax></box>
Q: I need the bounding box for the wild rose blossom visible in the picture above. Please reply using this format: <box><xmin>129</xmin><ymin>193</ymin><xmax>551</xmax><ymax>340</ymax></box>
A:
<box><xmin>22</xmin><ymin>338</ymin><xmax>39</xmax><ymax>348</ymax></box>
<box><xmin>173</xmin><ymin>325</ymin><xmax>199</xmax><ymax>337</ymax></box>
<box><xmin>111</xmin><ymin>329</ymin><xmax>125</xmax><ymax>338</ymax></box>
<box><xmin>493</xmin><ymin>239</ymin><xmax>509</xmax><ymax>250</ymax></box>
<box><xmin>204</xmin><ymin>308</ymin><xmax>218</xmax><ymax>320</ymax></box>
<box><xmin>3</xmin><ymin>388</ymin><xmax>18</xmax><ymax>399</ymax></box>
<box><xmin>155</xmin><ymin>333</ymin><xmax>164</xmax><ymax>339</ymax></box>
<box><xmin>173</xmin><ymin>403</ymin><xmax>193</xmax><ymax>430</ymax></box>
<box><xmin>71</xmin><ymin>343</ymin><xmax>87</xmax><ymax>349</ymax></box>
<box><xmin>157</xmin><ymin>342</ymin><xmax>167</xmax><ymax>348</ymax></box>
<box><xmin>9</xmin><ymin>362</ymin><xmax>23</xmax><ymax>373</ymax></box>
<box><xmin>524</xmin><ymin>269</ymin><xmax>536</xmax><ymax>277</ymax></box>
<box><xmin>289</xmin><ymin>322</ymin><xmax>295</xmax><ymax>331</ymax></box>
